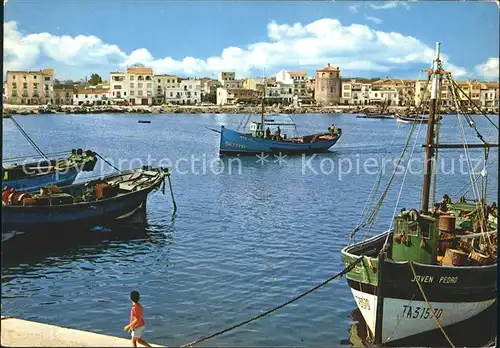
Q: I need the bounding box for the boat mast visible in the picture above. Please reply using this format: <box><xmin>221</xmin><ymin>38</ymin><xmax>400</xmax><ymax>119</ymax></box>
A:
<box><xmin>421</xmin><ymin>41</ymin><xmax>441</xmax><ymax>213</ymax></box>
<box><xmin>261</xmin><ymin>68</ymin><xmax>266</xmax><ymax>137</ymax></box>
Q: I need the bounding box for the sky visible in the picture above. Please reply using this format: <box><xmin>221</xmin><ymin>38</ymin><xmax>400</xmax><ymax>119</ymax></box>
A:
<box><xmin>3</xmin><ymin>0</ymin><xmax>500</xmax><ymax>82</ymax></box>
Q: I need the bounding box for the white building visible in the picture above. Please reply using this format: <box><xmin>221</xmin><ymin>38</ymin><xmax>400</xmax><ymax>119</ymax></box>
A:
<box><xmin>275</xmin><ymin>70</ymin><xmax>312</xmax><ymax>102</ymax></box>
<box><xmin>341</xmin><ymin>79</ymin><xmax>371</xmax><ymax>105</ymax></box>
<box><xmin>109</xmin><ymin>72</ymin><xmax>127</xmax><ymax>102</ymax></box>
<box><xmin>154</xmin><ymin>74</ymin><xmax>179</xmax><ymax>104</ymax></box>
<box><xmin>73</xmin><ymin>88</ymin><xmax>111</xmax><ymax>105</ymax></box>
<box><xmin>178</xmin><ymin>79</ymin><xmax>201</xmax><ymax>105</ymax></box>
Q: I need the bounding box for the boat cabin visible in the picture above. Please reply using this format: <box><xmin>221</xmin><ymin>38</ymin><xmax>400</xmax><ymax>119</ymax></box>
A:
<box><xmin>250</xmin><ymin>121</ymin><xmax>265</xmax><ymax>138</ymax></box>
<box><xmin>391</xmin><ymin>210</ymin><xmax>438</xmax><ymax>265</ymax></box>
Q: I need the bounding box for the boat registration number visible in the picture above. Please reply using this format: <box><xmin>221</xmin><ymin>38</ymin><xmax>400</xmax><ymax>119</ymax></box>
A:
<box><xmin>402</xmin><ymin>305</ymin><xmax>443</xmax><ymax>319</ymax></box>
<box><xmin>224</xmin><ymin>141</ymin><xmax>246</xmax><ymax>150</ymax></box>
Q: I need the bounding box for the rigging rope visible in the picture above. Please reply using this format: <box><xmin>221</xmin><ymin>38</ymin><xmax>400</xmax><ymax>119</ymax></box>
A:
<box><xmin>8</xmin><ymin>116</ymin><xmax>49</xmax><ymax>161</ymax></box>
<box><xmin>409</xmin><ymin>262</ymin><xmax>455</xmax><ymax>348</ymax></box>
<box><xmin>382</xmin><ymin>103</ymin><xmax>426</xmax><ymax>251</ymax></box>
<box><xmin>348</xmin><ymin>120</ymin><xmax>418</xmax><ymax>240</ymax></box>
<box><xmin>448</xmin><ymin>78</ymin><xmax>499</xmax><ymax>131</ymax></box>
<box><xmin>351</xmin><ymin>122</ymin><xmax>403</xmax><ymax>244</ymax></box>
<box><xmin>180</xmin><ymin>257</ymin><xmax>363</xmax><ymax>347</ymax></box>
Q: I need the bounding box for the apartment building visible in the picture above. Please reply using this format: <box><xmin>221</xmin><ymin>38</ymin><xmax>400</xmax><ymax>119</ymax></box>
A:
<box><xmin>154</xmin><ymin>74</ymin><xmax>179</xmax><ymax>104</ymax></box>
<box><xmin>275</xmin><ymin>70</ymin><xmax>312</xmax><ymax>103</ymax></box>
<box><xmin>6</xmin><ymin>70</ymin><xmax>43</xmax><ymax>105</ymax></box>
<box><xmin>216</xmin><ymin>87</ymin><xmax>259</xmax><ymax>105</ymax></box>
<box><xmin>54</xmin><ymin>84</ymin><xmax>74</xmax><ymax>105</ymax></box>
<box><xmin>127</xmin><ymin>67</ymin><xmax>154</xmax><ymax>105</ymax></box>
<box><xmin>109</xmin><ymin>72</ymin><xmax>127</xmax><ymax>102</ymax></box>
<box><xmin>480</xmin><ymin>82</ymin><xmax>499</xmax><ymax>110</ymax></box>
<box><xmin>341</xmin><ymin>79</ymin><xmax>371</xmax><ymax>105</ymax></box>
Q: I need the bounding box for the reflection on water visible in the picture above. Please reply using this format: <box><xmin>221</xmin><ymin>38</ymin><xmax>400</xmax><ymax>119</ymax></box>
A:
<box><xmin>344</xmin><ymin>307</ymin><xmax>497</xmax><ymax>347</ymax></box>
<box><xmin>1</xmin><ymin>114</ymin><xmax>497</xmax><ymax>346</ymax></box>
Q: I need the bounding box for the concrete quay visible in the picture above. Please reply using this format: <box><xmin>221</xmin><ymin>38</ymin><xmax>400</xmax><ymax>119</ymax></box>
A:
<box><xmin>1</xmin><ymin>317</ymin><xmax>164</xmax><ymax>347</ymax></box>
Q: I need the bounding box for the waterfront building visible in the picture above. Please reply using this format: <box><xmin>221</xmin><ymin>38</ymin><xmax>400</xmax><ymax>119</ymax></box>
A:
<box><xmin>243</xmin><ymin>77</ymin><xmax>266</xmax><ymax>91</ymax></box>
<box><xmin>341</xmin><ymin>79</ymin><xmax>371</xmax><ymax>105</ymax></box>
<box><xmin>480</xmin><ymin>82</ymin><xmax>500</xmax><ymax>111</ymax></box>
<box><xmin>154</xmin><ymin>74</ymin><xmax>178</xmax><ymax>104</ymax></box>
<box><xmin>126</xmin><ymin>66</ymin><xmax>154</xmax><ymax>105</ymax></box>
<box><xmin>53</xmin><ymin>84</ymin><xmax>74</xmax><ymax>105</ymax></box>
<box><xmin>275</xmin><ymin>70</ymin><xmax>312</xmax><ymax>103</ymax></box>
<box><xmin>109</xmin><ymin>72</ymin><xmax>127</xmax><ymax>103</ymax></box>
<box><xmin>314</xmin><ymin>64</ymin><xmax>342</xmax><ymax>106</ymax></box>
<box><xmin>5</xmin><ymin>69</ymin><xmax>57</xmax><ymax>105</ymax></box>
<box><xmin>178</xmin><ymin>78</ymin><xmax>201</xmax><ymax>105</ymax></box>
<box><xmin>216</xmin><ymin>87</ymin><xmax>259</xmax><ymax>105</ymax></box>
<box><xmin>73</xmin><ymin>88</ymin><xmax>111</xmax><ymax>105</ymax></box>
<box><xmin>369</xmin><ymin>78</ymin><xmax>400</xmax><ymax>106</ymax></box>
<box><xmin>42</xmin><ymin>69</ymin><xmax>55</xmax><ymax>104</ymax></box>
<box><xmin>200</xmin><ymin>78</ymin><xmax>221</xmax><ymax>104</ymax></box>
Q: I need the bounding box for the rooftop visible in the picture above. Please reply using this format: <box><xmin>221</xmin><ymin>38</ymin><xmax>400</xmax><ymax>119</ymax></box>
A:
<box><xmin>127</xmin><ymin>67</ymin><xmax>153</xmax><ymax>75</ymax></box>
<box><xmin>317</xmin><ymin>63</ymin><xmax>340</xmax><ymax>72</ymax></box>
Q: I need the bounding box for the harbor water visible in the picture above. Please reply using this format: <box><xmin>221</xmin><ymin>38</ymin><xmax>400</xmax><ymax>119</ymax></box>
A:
<box><xmin>2</xmin><ymin>113</ymin><xmax>498</xmax><ymax>346</ymax></box>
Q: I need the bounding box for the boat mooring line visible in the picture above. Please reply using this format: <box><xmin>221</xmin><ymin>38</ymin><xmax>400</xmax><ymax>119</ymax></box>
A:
<box><xmin>408</xmin><ymin>261</ymin><xmax>455</xmax><ymax>348</ymax></box>
<box><xmin>93</xmin><ymin>152</ymin><xmax>122</xmax><ymax>172</ymax></box>
<box><xmin>180</xmin><ymin>257</ymin><xmax>363</xmax><ymax>347</ymax></box>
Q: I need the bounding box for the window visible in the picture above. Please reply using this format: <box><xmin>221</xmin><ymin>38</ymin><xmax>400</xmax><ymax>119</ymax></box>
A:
<box><xmin>170</xmin><ymin>92</ymin><xmax>173</xmax><ymax>97</ymax></box>
<box><xmin>114</xmin><ymin>85</ymin><xmax>122</xmax><ymax>89</ymax></box>
<box><xmin>23</xmin><ymin>83</ymin><xmax>28</xmax><ymax>89</ymax></box>
<box><xmin>130</xmin><ymin>90</ymin><xmax>134</xmax><ymax>96</ymax></box>
<box><xmin>23</xmin><ymin>75</ymin><xmax>27</xmax><ymax>80</ymax></box>
<box><xmin>130</xmin><ymin>76</ymin><xmax>134</xmax><ymax>81</ymax></box>
<box><xmin>408</xmin><ymin>222</ymin><xmax>418</xmax><ymax>237</ymax></box>
<box><xmin>44</xmin><ymin>77</ymin><xmax>50</xmax><ymax>81</ymax></box>
<box><xmin>12</xmin><ymin>82</ymin><xmax>17</xmax><ymax>89</ymax></box>
<box><xmin>158</xmin><ymin>79</ymin><xmax>161</xmax><ymax>83</ymax></box>
<box><xmin>146</xmin><ymin>83</ymin><xmax>152</xmax><ymax>89</ymax></box>
<box><xmin>34</xmin><ymin>76</ymin><xmax>37</xmax><ymax>80</ymax></box>
<box><xmin>130</xmin><ymin>83</ymin><xmax>134</xmax><ymax>89</ymax></box>
<box><xmin>85</xmin><ymin>94</ymin><xmax>88</xmax><ymax>98</ymax></box>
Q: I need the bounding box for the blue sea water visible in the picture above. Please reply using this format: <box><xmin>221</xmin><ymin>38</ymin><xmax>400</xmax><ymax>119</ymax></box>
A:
<box><xmin>1</xmin><ymin>113</ymin><xmax>498</xmax><ymax>346</ymax></box>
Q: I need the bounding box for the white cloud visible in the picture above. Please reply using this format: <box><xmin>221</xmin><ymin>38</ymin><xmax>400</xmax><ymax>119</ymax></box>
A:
<box><xmin>369</xmin><ymin>1</ymin><xmax>410</xmax><ymax>10</ymax></box>
<box><xmin>474</xmin><ymin>57</ymin><xmax>499</xmax><ymax>80</ymax></box>
<box><xmin>365</xmin><ymin>16</ymin><xmax>383</xmax><ymax>24</ymax></box>
<box><xmin>3</xmin><ymin>19</ymin><xmax>468</xmax><ymax>79</ymax></box>
<box><xmin>348</xmin><ymin>4</ymin><xmax>361</xmax><ymax>13</ymax></box>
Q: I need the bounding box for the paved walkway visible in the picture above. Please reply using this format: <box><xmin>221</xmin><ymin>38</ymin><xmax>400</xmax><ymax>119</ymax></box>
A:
<box><xmin>1</xmin><ymin>317</ymin><xmax>163</xmax><ymax>347</ymax></box>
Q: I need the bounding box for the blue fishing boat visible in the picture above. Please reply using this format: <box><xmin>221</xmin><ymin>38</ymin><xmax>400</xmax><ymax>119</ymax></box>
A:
<box><xmin>2</xmin><ymin>149</ymin><xmax>98</xmax><ymax>192</ymax></box>
<box><xmin>215</xmin><ymin>80</ymin><xmax>342</xmax><ymax>155</ymax></box>
<box><xmin>3</xmin><ymin>116</ymin><xmax>97</xmax><ymax>191</ymax></box>
<box><xmin>219</xmin><ymin>124</ymin><xmax>342</xmax><ymax>155</ymax></box>
<box><xmin>2</xmin><ymin>166</ymin><xmax>173</xmax><ymax>232</ymax></box>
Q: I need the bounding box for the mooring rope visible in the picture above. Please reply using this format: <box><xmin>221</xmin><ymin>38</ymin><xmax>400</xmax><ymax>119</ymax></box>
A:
<box><xmin>409</xmin><ymin>262</ymin><xmax>455</xmax><ymax>348</ymax></box>
<box><xmin>93</xmin><ymin>152</ymin><xmax>122</xmax><ymax>172</ymax></box>
<box><xmin>180</xmin><ymin>257</ymin><xmax>363</xmax><ymax>347</ymax></box>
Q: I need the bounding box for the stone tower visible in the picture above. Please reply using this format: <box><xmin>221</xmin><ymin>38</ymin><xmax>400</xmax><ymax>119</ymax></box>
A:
<box><xmin>314</xmin><ymin>63</ymin><xmax>341</xmax><ymax>106</ymax></box>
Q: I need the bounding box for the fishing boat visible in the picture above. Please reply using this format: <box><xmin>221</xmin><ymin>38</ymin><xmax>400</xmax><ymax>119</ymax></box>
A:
<box><xmin>215</xmin><ymin>79</ymin><xmax>342</xmax><ymax>155</ymax></box>
<box><xmin>340</xmin><ymin>42</ymin><xmax>498</xmax><ymax>345</ymax></box>
<box><xmin>395</xmin><ymin>113</ymin><xmax>435</xmax><ymax>123</ymax></box>
<box><xmin>2</xmin><ymin>166</ymin><xmax>174</xmax><ymax>232</ymax></box>
<box><xmin>3</xmin><ymin>116</ymin><xmax>98</xmax><ymax>191</ymax></box>
<box><xmin>357</xmin><ymin>114</ymin><xmax>394</xmax><ymax>120</ymax></box>
<box><xmin>3</xmin><ymin>149</ymin><xmax>98</xmax><ymax>192</ymax></box>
